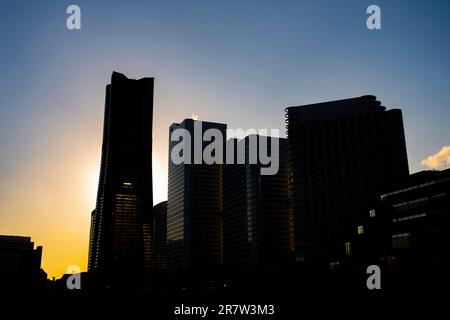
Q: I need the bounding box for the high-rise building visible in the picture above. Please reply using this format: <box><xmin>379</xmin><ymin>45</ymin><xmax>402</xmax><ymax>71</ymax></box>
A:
<box><xmin>167</xmin><ymin>119</ymin><xmax>226</xmax><ymax>271</ymax></box>
<box><xmin>88</xmin><ymin>72</ymin><xmax>154</xmax><ymax>289</ymax></box>
<box><xmin>356</xmin><ymin>169</ymin><xmax>450</xmax><ymax>267</ymax></box>
<box><xmin>153</xmin><ymin>201</ymin><xmax>167</xmax><ymax>270</ymax></box>
<box><xmin>223</xmin><ymin>136</ymin><xmax>292</xmax><ymax>269</ymax></box>
<box><xmin>0</xmin><ymin>236</ymin><xmax>44</xmax><ymax>291</ymax></box>
<box><xmin>285</xmin><ymin>95</ymin><xmax>409</xmax><ymax>262</ymax></box>
<box><xmin>349</xmin><ymin>169</ymin><xmax>450</xmax><ymax>289</ymax></box>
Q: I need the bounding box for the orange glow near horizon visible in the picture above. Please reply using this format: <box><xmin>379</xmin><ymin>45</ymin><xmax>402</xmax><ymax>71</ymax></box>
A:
<box><xmin>0</xmin><ymin>83</ymin><xmax>170</xmax><ymax>279</ymax></box>
<box><xmin>0</xmin><ymin>156</ymin><xmax>167</xmax><ymax>279</ymax></box>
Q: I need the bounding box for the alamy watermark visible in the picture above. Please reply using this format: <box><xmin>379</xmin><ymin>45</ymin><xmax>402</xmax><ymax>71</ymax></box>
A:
<box><xmin>66</xmin><ymin>5</ymin><xmax>381</xmax><ymax>31</ymax></box>
<box><xmin>366</xmin><ymin>265</ymin><xmax>381</xmax><ymax>290</ymax></box>
<box><xmin>66</xmin><ymin>5</ymin><xmax>81</xmax><ymax>30</ymax></box>
<box><xmin>170</xmin><ymin>122</ymin><xmax>281</xmax><ymax>175</ymax></box>
<box><xmin>66</xmin><ymin>264</ymin><xmax>81</xmax><ymax>289</ymax></box>
<box><xmin>366</xmin><ymin>5</ymin><xmax>381</xmax><ymax>30</ymax></box>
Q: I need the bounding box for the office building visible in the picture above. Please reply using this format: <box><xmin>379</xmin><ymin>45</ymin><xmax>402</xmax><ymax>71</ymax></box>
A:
<box><xmin>88</xmin><ymin>72</ymin><xmax>154</xmax><ymax>289</ymax></box>
<box><xmin>285</xmin><ymin>95</ymin><xmax>409</xmax><ymax>262</ymax></box>
<box><xmin>355</xmin><ymin>169</ymin><xmax>450</xmax><ymax>267</ymax></box>
<box><xmin>343</xmin><ymin>168</ymin><xmax>449</xmax><ymax>290</ymax></box>
<box><xmin>154</xmin><ymin>201</ymin><xmax>167</xmax><ymax>270</ymax></box>
<box><xmin>167</xmin><ymin>119</ymin><xmax>226</xmax><ymax>271</ymax></box>
<box><xmin>223</xmin><ymin>136</ymin><xmax>292</xmax><ymax>269</ymax></box>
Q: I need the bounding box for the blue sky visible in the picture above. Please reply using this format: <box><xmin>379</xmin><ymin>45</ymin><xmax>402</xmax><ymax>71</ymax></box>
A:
<box><xmin>0</xmin><ymin>0</ymin><xmax>449</xmax><ymax>276</ymax></box>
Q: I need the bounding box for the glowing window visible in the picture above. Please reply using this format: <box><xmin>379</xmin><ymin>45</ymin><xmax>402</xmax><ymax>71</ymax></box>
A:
<box><xmin>345</xmin><ymin>242</ymin><xmax>351</xmax><ymax>256</ymax></box>
<box><xmin>357</xmin><ymin>225</ymin><xmax>364</xmax><ymax>235</ymax></box>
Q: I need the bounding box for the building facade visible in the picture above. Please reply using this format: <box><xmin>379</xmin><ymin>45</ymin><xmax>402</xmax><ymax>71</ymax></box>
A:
<box><xmin>0</xmin><ymin>236</ymin><xmax>44</xmax><ymax>291</ymax></box>
<box><xmin>88</xmin><ymin>72</ymin><xmax>154</xmax><ymax>289</ymax></box>
<box><xmin>346</xmin><ymin>169</ymin><xmax>450</xmax><ymax>289</ymax></box>
<box><xmin>358</xmin><ymin>169</ymin><xmax>449</xmax><ymax>267</ymax></box>
<box><xmin>153</xmin><ymin>201</ymin><xmax>168</xmax><ymax>270</ymax></box>
<box><xmin>285</xmin><ymin>95</ymin><xmax>409</xmax><ymax>262</ymax></box>
<box><xmin>167</xmin><ymin>119</ymin><xmax>226</xmax><ymax>272</ymax></box>
<box><xmin>223</xmin><ymin>136</ymin><xmax>292</xmax><ymax>270</ymax></box>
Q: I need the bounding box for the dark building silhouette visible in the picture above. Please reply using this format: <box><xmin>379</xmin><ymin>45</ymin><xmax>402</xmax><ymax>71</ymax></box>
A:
<box><xmin>381</xmin><ymin>169</ymin><xmax>449</xmax><ymax>266</ymax></box>
<box><xmin>88</xmin><ymin>72</ymin><xmax>154</xmax><ymax>290</ymax></box>
<box><xmin>223</xmin><ymin>136</ymin><xmax>292</xmax><ymax>270</ymax></box>
<box><xmin>167</xmin><ymin>119</ymin><xmax>226</xmax><ymax>272</ymax></box>
<box><xmin>153</xmin><ymin>201</ymin><xmax>167</xmax><ymax>270</ymax></box>
<box><xmin>285</xmin><ymin>95</ymin><xmax>409</xmax><ymax>263</ymax></box>
<box><xmin>0</xmin><ymin>235</ymin><xmax>44</xmax><ymax>291</ymax></box>
<box><xmin>222</xmin><ymin>138</ymin><xmax>247</xmax><ymax>268</ymax></box>
<box><xmin>352</xmin><ymin>169</ymin><xmax>450</xmax><ymax>274</ymax></box>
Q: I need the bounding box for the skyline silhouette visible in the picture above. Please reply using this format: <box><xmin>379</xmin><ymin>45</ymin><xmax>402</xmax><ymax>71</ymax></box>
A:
<box><xmin>1</xmin><ymin>0</ymin><xmax>450</xmax><ymax>282</ymax></box>
<box><xmin>81</xmin><ymin>72</ymin><xmax>448</xmax><ymax>294</ymax></box>
<box><xmin>1</xmin><ymin>71</ymin><xmax>449</xmax><ymax>298</ymax></box>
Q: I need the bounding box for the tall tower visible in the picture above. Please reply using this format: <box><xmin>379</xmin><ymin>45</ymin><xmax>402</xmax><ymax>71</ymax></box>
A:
<box><xmin>285</xmin><ymin>95</ymin><xmax>409</xmax><ymax>262</ymax></box>
<box><xmin>223</xmin><ymin>136</ymin><xmax>292</xmax><ymax>270</ymax></box>
<box><xmin>153</xmin><ymin>201</ymin><xmax>168</xmax><ymax>270</ymax></box>
<box><xmin>88</xmin><ymin>72</ymin><xmax>154</xmax><ymax>289</ymax></box>
<box><xmin>167</xmin><ymin>119</ymin><xmax>226</xmax><ymax>272</ymax></box>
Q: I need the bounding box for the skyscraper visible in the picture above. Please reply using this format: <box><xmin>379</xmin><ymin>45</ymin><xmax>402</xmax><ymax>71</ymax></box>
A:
<box><xmin>285</xmin><ymin>95</ymin><xmax>409</xmax><ymax>262</ymax></box>
<box><xmin>153</xmin><ymin>201</ymin><xmax>168</xmax><ymax>270</ymax></box>
<box><xmin>167</xmin><ymin>119</ymin><xmax>226</xmax><ymax>272</ymax></box>
<box><xmin>88</xmin><ymin>72</ymin><xmax>154</xmax><ymax>289</ymax></box>
<box><xmin>223</xmin><ymin>136</ymin><xmax>292</xmax><ymax>269</ymax></box>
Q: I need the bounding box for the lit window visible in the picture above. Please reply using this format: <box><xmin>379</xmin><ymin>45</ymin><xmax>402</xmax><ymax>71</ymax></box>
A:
<box><xmin>123</xmin><ymin>182</ymin><xmax>132</xmax><ymax>186</ymax></box>
<box><xmin>345</xmin><ymin>242</ymin><xmax>351</xmax><ymax>256</ymax></box>
<box><xmin>357</xmin><ymin>225</ymin><xmax>364</xmax><ymax>235</ymax></box>
<box><xmin>393</xmin><ymin>213</ymin><xmax>427</xmax><ymax>223</ymax></box>
<box><xmin>330</xmin><ymin>261</ymin><xmax>340</xmax><ymax>272</ymax></box>
<box><xmin>369</xmin><ymin>209</ymin><xmax>376</xmax><ymax>218</ymax></box>
<box><xmin>392</xmin><ymin>233</ymin><xmax>411</xmax><ymax>249</ymax></box>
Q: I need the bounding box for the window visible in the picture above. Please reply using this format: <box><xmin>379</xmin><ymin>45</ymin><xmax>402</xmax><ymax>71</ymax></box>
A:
<box><xmin>357</xmin><ymin>225</ymin><xmax>364</xmax><ymax>235</ymax></box>
<box><xmin>345</xmin><ymin>242</ymin><xmax>351</xmax><ymax>256</ymax></box>
<box><xmin>330</xmin><ymin>261</ymin><xmax>340</xmax><ymax>272</ymax></box>
<box><xmin>393</xmin><ymin>213</ymin><xmax>426</xmax><ymax>223</ymax></box>
<box><xmin>392</xmin><ymin>233</ymin><xmax>411</xmax><ymax>249</ymax></box>
<box><xmin>369</xmin><ymin>209</ymin><xmax>376</xmax><ymax>218</ymax></box>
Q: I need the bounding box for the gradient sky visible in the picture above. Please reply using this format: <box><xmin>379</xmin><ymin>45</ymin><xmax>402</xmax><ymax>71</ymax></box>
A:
<box><xmin>1</xmin><ymin>0</ymin><xmax>449</xmax><ymax>278</ymax></box>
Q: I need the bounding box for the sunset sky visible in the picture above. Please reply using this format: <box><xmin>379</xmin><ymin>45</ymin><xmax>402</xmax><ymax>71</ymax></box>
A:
<box><xmin>1</xmin><ymin>0</ymin><xmax>449</xmax><ymax>278</ymax></box>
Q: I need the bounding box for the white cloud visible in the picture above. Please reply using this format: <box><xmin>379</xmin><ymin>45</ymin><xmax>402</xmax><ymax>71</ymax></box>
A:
<box><xmin>421</xmin><ymin>146</ymin><xmax>450</xmax><ymax>170</ymax></box>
